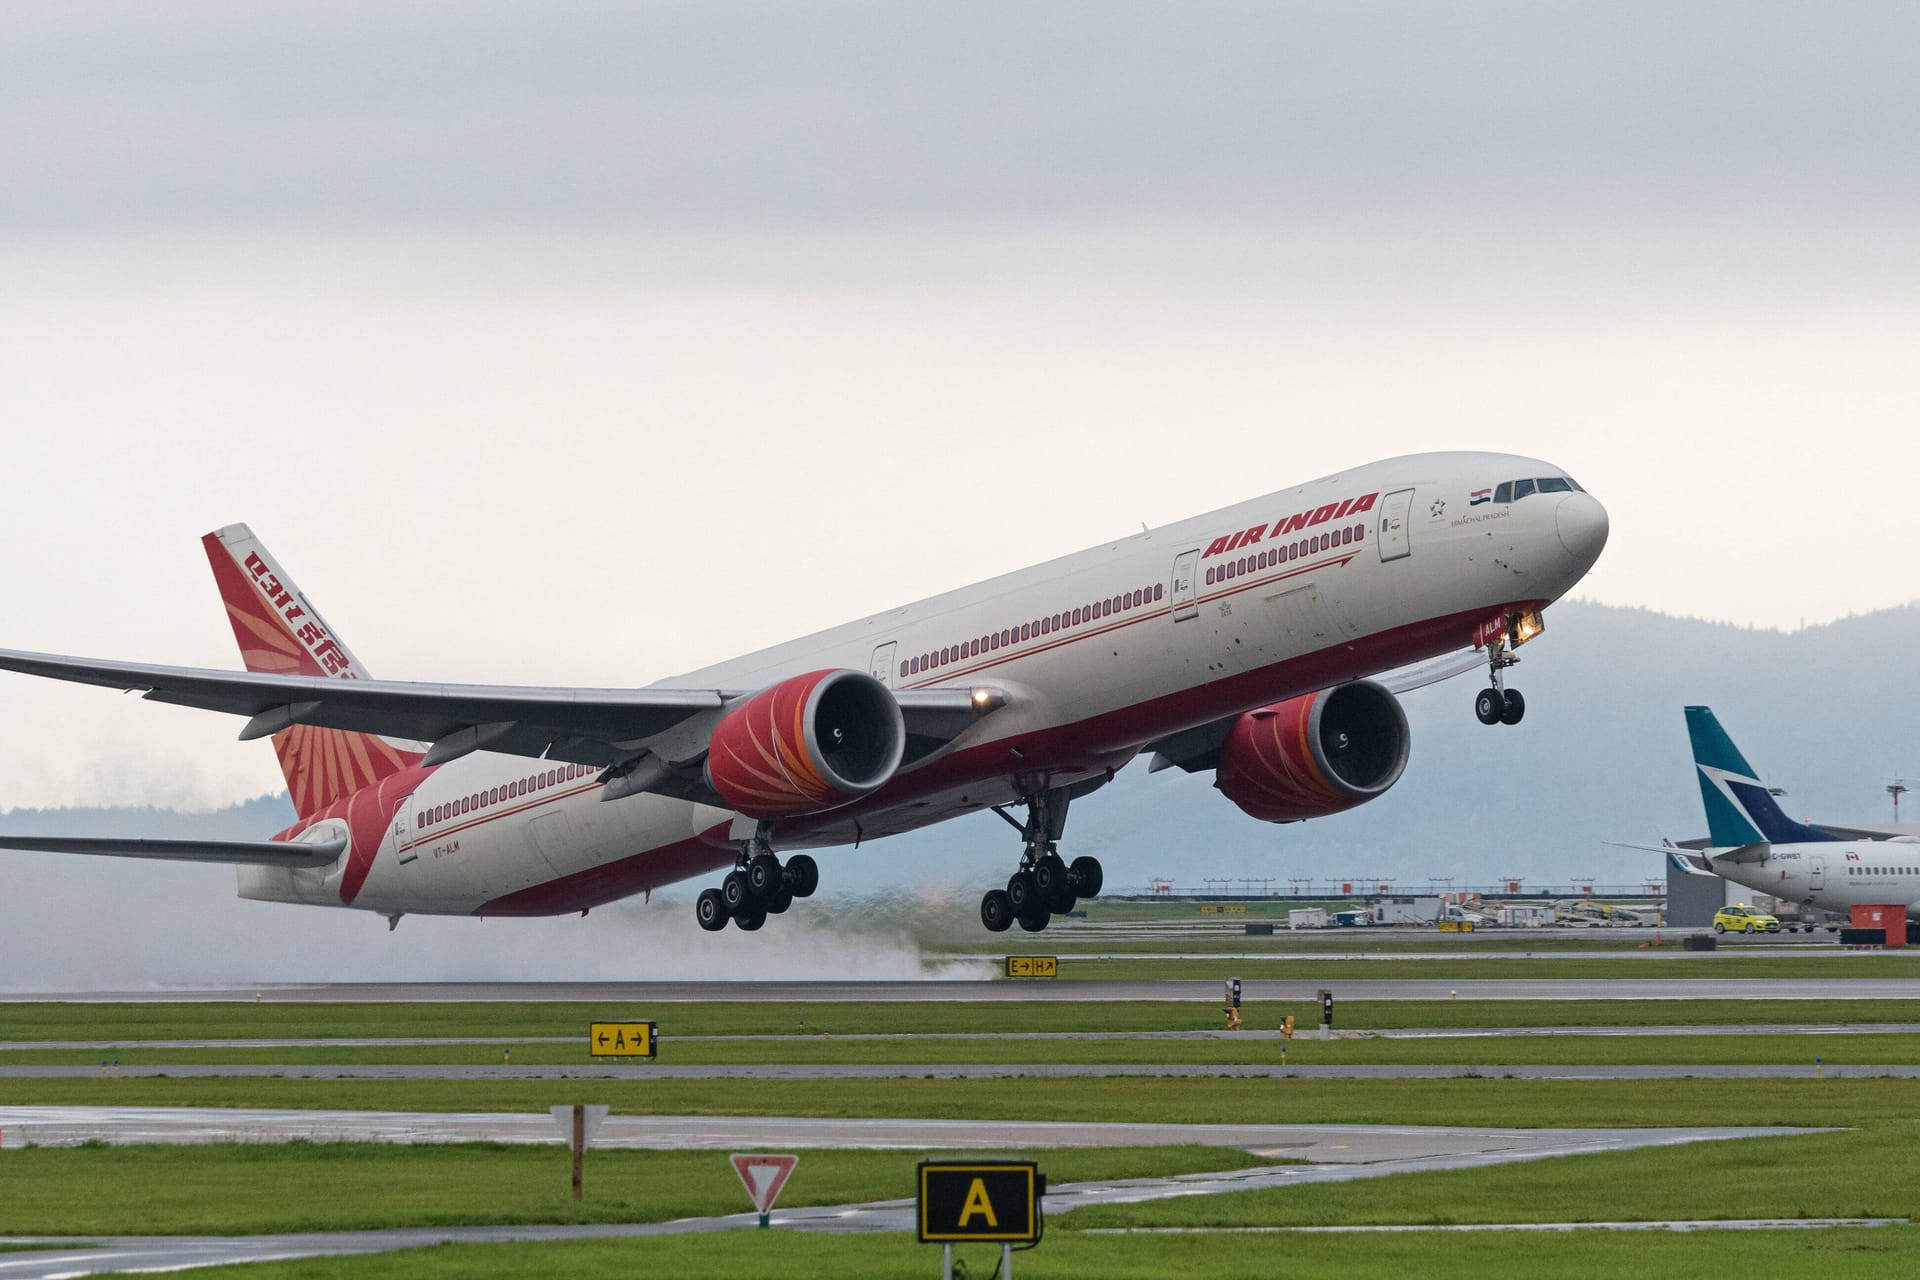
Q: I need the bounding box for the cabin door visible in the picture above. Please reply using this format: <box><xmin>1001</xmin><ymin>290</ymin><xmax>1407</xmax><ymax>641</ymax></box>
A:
<box><xmin>1170</xmin><ymin>550</ymin><xmax>1200</xmax><ymax>622</ymax></box>
<box><xmin>1376</xmin><ymin>488</ymin><xmax>1415</xmax><ymax>562</ymax></box>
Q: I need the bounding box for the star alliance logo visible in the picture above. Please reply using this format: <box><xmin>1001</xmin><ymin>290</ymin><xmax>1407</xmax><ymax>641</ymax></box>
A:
<box><xmin>1430</xmin><ymin>500</ymin><xmax>1446</xmax><ymax>518</ymax></box>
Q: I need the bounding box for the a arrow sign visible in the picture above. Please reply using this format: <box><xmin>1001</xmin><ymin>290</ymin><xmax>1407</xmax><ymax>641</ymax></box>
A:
<box><xmin>730</xmin><ymin>1153</ymin><xmax>799</xmax><ymax>1225</ymax></box>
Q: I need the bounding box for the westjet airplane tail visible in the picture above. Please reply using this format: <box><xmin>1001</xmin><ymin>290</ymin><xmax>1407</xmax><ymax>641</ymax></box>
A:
<box><xmin>202</xmin><ymin>525</ymin><xmax>424</xmax><ymax>820</ymax></box>
<box><xmin>1685</xmin><ymin>705</ymin><xmax>1837</xmax><ymax>847</ymax></box>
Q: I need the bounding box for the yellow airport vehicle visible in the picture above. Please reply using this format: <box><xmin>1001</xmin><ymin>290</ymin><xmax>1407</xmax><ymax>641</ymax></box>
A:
<box><xmin>1713</xmin><ymin>904</ymin><xmax>1780</xmax><ymax>934</ymax></box>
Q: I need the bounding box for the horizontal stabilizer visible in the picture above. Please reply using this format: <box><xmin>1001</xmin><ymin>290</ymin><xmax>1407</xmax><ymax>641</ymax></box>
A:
<box><xmin>0</xmin><ymin>834</ymin><xmax>346</xmax><ymax>867</ymax></box>
<box><xmin>1713</xmin><ymin>841</ymin><xmax>1771</xmax><ymax>865</ymax></box>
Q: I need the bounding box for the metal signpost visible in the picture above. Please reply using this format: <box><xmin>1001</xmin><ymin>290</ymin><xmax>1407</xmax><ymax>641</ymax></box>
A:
<box><xmin>918</xmin><ymin>1161</ymin><xmax>1043</xmax><ymax>1278</ymax></box>
<box><xmin>548</xmin><ymin>1104</ymin><xmax>609</xmax><ymax>1200</ymax></box>
<box><xmin>730</xmin><ymin>1153</ymin><xmax>799</xmax><ymax>1228</ymax></box>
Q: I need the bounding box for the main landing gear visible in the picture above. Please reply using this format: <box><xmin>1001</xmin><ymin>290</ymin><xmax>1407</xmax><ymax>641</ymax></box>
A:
<box><xmin>979</xmin><ymin>788</ymin><xmax>1104</xmax><ymax>934</ymax></box>
<box><xmin>694</xmin><ymin>828</ymin><xmax>819</xmax><ymax>932</ymax></box>
<box><xmin>1474</xmin><ymin>643</ymin><xmax>1526</xmax><ymax>726</ymax></box>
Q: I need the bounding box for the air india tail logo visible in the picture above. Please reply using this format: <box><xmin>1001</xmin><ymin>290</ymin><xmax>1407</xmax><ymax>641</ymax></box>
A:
<box><xmin>243</xmin><ymin>553</ymin><xmax>355</xmax><ymax>678</ymax></box>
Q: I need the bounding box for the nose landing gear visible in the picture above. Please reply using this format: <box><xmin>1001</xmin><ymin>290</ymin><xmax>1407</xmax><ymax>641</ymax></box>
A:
<box><xmin>980</xmin><ymin>788</ymin><xmax>1104</xmax><ymax>933</ymax></box>
<box><xmin>694</xmin><ymin>827</ymin><xmax>820</xmax><ymax>932</ymax></box>
<box><xmin>1475</xmin><ymin>641</ymin><xmax>1526</xmax><ymax>726</ymax></box>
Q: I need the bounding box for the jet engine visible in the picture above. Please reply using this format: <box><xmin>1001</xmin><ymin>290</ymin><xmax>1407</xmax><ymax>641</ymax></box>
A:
<box><xmin>1215</xmin><ymin>679</ymin><xmax>1410</xmax><ymax>823</ymax></box>
<box><xmin>705</xmin><ymin>669</ymin><xmax>906</xmax><ymax>820</ymax></box>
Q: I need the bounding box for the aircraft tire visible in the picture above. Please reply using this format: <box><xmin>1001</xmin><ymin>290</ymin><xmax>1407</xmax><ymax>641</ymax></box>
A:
<box><xmin>1500</xmin><ymin>689</ymin><xmax>1526</xmax><ymax>725</ymax></box>
<box><xmin>1007</xmin><ymin>871</ymin><xmax>1040</xmax><ymax>914</ymax></box>
<box><xmin>1070</xmin><ymin>856</ymin><xmax>1104</xmax><ymax>898</ymax></box>
<box><xmin>764</xmin><ymin>886</ymin><xmax>795</xmax><ymax>915</ymax></box>
<box><xmin>1475</xmin><ymin>688</ymin><xmax>1503</xmax><ymax>725</ymax></box>
<box><xmin>695</xmin><ymin>888</ymin><xmax>730</xmax><ymax>932</ymax></box>
<box><xmin>734</xmin><ymin>906</ymin><xmax>768</xmax><ymax>931</ymax></box>
<box><xmin>1033</xmin><ymin>854</ymin><xmax>1069</xmax><ymax>905</ymax></box>
<box><xmin>722</xmin><ymin>870</ymin><xmax>753</xmax><ymax>912</ymax></box>
<box><xmin>786</xmin><ymin>854</ymin><xmax>820</xmax><ymax>898</ymax></box>
<box><xmin>747</xmin><ymin>854</ymin><xmax>783</xmax><ymax>898</ymax></box>
<box><xmin>1016</xmin><ymin>906</ymin><xmax>1050</xmax><ymax>932</ymax></box>
<box><xmin>980</xmin><ymin>889</ymin><xmax>1014</xmax><ymax>933</ymax></box>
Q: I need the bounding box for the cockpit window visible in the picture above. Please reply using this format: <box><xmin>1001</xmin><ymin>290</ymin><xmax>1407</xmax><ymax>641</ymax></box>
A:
<box><xmin>1493</xmin><ymin>474</ymin><xmax>1583</xmax><ymax>502</ymax></box>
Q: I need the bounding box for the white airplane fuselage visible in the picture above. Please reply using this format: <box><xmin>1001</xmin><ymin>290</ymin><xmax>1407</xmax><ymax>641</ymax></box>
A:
<box><xmin>243</xmin><ymin>450</ymin><xmax>1607</xmax><ymax>917</ymax></box>
<box><xmin>1711</xmin><ymin>842</ymin><xmax>1920</xmax><ymax>915</ymax></box>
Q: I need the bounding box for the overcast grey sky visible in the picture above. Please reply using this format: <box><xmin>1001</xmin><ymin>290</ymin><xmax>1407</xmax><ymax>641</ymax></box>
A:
<box><xmin>2</xmin><ymin>2</ymin><xmax>1917</xmax><ymax>813</ymax></box>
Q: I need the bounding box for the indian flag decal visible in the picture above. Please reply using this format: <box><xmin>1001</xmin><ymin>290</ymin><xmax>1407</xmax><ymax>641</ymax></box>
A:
<box><xmin>1469</xmin><ymin>488</ymin><xmax>1492</xmax><ymax>505</ymax></box>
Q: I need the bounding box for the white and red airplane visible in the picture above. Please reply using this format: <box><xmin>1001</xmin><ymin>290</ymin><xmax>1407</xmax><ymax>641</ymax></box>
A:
<box><xmin>0</xmin><ymin>452</ymin><xmax>1606</xmax><ymax>934</ymax></box>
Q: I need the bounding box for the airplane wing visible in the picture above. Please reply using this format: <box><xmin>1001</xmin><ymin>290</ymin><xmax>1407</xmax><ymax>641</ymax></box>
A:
<box><xmin>0</xmin><ymin>648</ymin><xmax>995</xmax><ymax>770</ymax></box>
<box><xmin>1143</xmin><ymin>651</ymin><xmax>1484</xmax><ymax>774</ymax></box>
<box><xmin>1373</xmin><ymin>649</ymin><xmax>1486</xmax><ymax>695</ymax></box>
<box><xmin>0</xmin><ymin>834</ymin><xmax>346</xmax><ymax>867</ymax></box>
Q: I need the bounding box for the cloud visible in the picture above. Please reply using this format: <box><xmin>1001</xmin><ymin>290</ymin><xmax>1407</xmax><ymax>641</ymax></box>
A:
<box><xmin>3</xmin><ymin>2</ymin><xmax>1916</xmax><ymax>232</ymax></box>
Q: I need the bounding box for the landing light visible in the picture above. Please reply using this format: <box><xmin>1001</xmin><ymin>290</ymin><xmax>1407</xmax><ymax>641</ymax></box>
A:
<box><xmin>1509</xmin><ymin>610</ymin><xmax>1546</xmax><ymax>648</ymax></box>
<box><xmin>971</xmin><ymin>688</ymin><xmax>994</xmax><ymax>710</ymax></box>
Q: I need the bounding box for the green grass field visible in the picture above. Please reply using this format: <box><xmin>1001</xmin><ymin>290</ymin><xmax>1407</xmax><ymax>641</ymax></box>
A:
<box><xmin>105</xmin><ymin>1225</ymin><xmax>1920</xmax><ymax>1279</ymax></box>
<box><xmin>0</xmin><ymin>1143</ymin><xmax>1269</xmax><ymax>1236</ymax></box>
<box><xmin>1068</xmin><ymin>1125</ymin><xmax>1920</xmax><ymax>1228</ymax></box>
<box><xmin>0</xmin><ymin>1030</ymin><xmax>1909</xmax><ymax>1068</ymax></box>
<box><xmin>5</xmin><ymin>997</ymin><xmax>1919</xmax><ymax>1045</ymax></box>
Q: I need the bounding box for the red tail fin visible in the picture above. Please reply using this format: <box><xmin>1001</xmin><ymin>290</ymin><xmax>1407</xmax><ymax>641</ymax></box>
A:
<box><xmin>202</xmin><ymin>524</ymin><xmax>422</xmax><ymax>820</ymax></box>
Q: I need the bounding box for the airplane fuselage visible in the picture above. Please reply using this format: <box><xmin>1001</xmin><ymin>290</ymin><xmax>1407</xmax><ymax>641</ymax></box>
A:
<box><xmin>1711</xmin><ymin>842</ymin><xmax>1920</xmax><ymax>915</ymax></box>
<box><xmin>243</xmin><ymin>450</ymin><xmax>1607</xmax><ymax>917</ymax></box>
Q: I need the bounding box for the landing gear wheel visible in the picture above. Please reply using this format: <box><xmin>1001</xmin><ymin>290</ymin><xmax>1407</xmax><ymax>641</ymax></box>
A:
<box><xmin>980</xmin><ymin>889</ymin><xmax>1014</xmax><ymax>933</ymax></box>
<box><xmin>733</xmin><ymin>906</ymin><xmax>767</xmax><ymax>932</ymax></box>
<box><xmin>1007</xmin><ymin>871</ymin><xmax>1040</xmax><ymax>915</ymax></box>
<box><xmin>746</xmin><ymin>854</ymin><xmax>783</xmax><ymax>898</ymax></box>
<box><xmin>763</xmin><ymin>886</ymin><xmax>794</xmax><ymax>915</ymax></box>
<box><xmin>721</xmin><ymin>869</ymin><xmax>752</xmax><ymax>913</ymax></box>
<box><xmin>1475</xmin><ymin>687</ymin><xmax>1503</xmax><ymax>725</ymax></box>
<box><xmin>1499</xmin><ymin>688</ymin><xmax>1526</xmax><ymax>725</ymax></box>
<box><xmin>1069</xmin><ymin>856</ymin><xmax>1104</xmax><ymax>898</ymax></box>
<box><xmin>695</xmin><ymin>888</ymin><xmax>730</xmax><ymax>932</ymax></box>
<box><xmin>1034</xmin><ymin>854</ymin><xmax>1074</xmax><ymax>911</ymax></box>
<box><xmin>785</xmin><ymin>854</ymin><xmax>820</xmax><ymax>898</ymax></box>
<box><xmin>1016</xmin><ymin>907</ymin><xmax>1050</xmax><ymax>932</ymax></box>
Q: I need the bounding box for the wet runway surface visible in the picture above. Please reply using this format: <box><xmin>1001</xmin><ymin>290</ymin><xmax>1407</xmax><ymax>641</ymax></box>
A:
<box><xmin>0</xmin><ymin>1121</ymin><xmax>1819</xmax><ymax>1278</ymax></box>
<box><xmin>9</xmin><ymin>977</ymin><xmax>1920</xmax><ymax>1002</ymax></box>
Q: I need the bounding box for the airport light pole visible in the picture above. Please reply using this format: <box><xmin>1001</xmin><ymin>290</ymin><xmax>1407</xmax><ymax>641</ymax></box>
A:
<box><xmin>1891</xmin><ymin>780</ymin><xmax>1911</xmax><ymax>823</ymax></box>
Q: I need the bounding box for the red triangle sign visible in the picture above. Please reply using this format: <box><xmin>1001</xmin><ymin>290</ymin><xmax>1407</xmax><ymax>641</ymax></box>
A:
<box><xmin>731</xmin><ymin>1153</ymin><xmax>799</xmax><ymax>1216</ymax></box>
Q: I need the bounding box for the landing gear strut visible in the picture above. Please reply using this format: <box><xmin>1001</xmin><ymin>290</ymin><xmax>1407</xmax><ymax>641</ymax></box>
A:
<box><xmin>694</xmin><ymin>826</ymin><xmax>819</xmax><ymax>932</ymax></box>
<box><xmin>980</xmin><ymin>788</ymin><xmax>1104</xmax><ymax>933</ymax></box>
<box><xmin>1474</xmin><ymin>639</ymin><xmax>1526</xmax><ymax>727</ymax></box>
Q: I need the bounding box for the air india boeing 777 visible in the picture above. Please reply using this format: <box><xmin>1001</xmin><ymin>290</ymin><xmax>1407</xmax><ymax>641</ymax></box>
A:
<box><xmin>0</xmin><ymin>452</ymin><xmax>1607</xmax><ymax>934</ymax></box>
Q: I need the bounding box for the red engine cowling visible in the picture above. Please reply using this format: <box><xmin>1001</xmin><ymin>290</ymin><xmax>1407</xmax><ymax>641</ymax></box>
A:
<box><xmin>705</xmin><ymin>669</ymin><xmax>906</xmax><ymax>820</ymax></box>
<box><xmin>1216</xmin><ymin>680</ymin><xmax>1410</xmax><ymax>823</ymax></box>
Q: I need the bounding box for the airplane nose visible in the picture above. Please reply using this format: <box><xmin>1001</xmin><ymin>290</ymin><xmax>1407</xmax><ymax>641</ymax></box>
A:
<box><xmin>1554</xmin><ymin>491</ymin><xmax>1609</xmax><ymax>565</ymax></box>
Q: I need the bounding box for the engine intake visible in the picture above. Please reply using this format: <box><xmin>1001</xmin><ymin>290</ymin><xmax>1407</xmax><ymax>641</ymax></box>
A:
<box><xmin>1216</xmin><ymin>679</ymin><xmax>1410</xmax><ymax>823</ymax></box>
<box><xmin>705</xmin><ymin>669</ymin><xmax>906</xmax><ymax>820</ymax></box>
